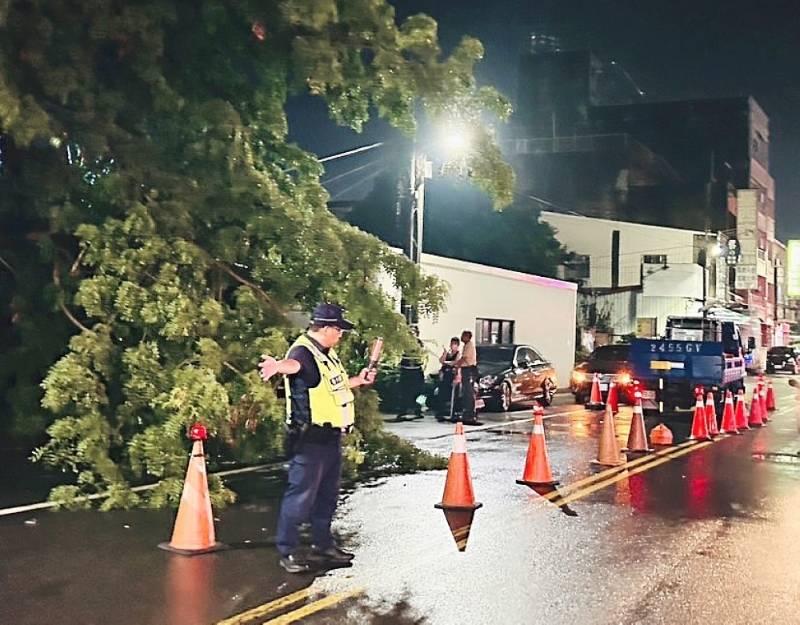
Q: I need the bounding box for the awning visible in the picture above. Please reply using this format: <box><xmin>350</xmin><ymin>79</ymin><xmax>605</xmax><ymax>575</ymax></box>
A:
<box><xmin>705</xmin><ymin>307</ymin><xmax>753</xmax><ymax>325</ymax></box>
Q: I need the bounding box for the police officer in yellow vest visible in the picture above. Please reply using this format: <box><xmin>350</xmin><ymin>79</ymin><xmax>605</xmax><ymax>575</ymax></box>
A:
<box><xmin>259</xmin><ymin>303</ymin><xmax>375</xmax><ymax>573</ymax></box>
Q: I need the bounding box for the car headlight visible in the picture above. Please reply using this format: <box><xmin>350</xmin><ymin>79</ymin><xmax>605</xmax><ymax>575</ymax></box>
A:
<box><xmin>617</xmin><ymin>372</ymin><xmax>632</xmax><ymax>386</ymax></box>
<box><xmin>479</xmin><ymin>374</ymin><xmax>498</xmax><ymax>388</ymax></box>
<box><xmin>572</xmin><ymin>371</ymin><xmax>587</xmax><ymax>384</ymax></box>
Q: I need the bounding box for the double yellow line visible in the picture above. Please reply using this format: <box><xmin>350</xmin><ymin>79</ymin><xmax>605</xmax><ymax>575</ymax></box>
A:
<box><xmin>540</xmin><ymin>438</ymin><xmax>714</xmax><ymax>508</ymax></box>
<box><xmin>216</xmin><ymin>587</ymin><xmax>362</xmax><ymax>625</ymax></box>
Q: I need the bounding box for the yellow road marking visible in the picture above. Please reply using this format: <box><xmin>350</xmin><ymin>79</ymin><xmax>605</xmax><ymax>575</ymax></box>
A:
<box><xmin>215</xmin><ymin>588</ymin><xmax>312</xmax><ymax>625</ymax></box>
<box><xmin>262</xmin><ymin>589</ymin><xmax>363</xmax><ymax>625</ymax></box>
<box><xmin>555</xmin><ymin>441</ymin><xmax>714</xmax><ymax>506</ymax></box>
<box><xmin>541</xmin><ymin>439</ymin><xmax>698</xmax><ymax>501</ymax></box>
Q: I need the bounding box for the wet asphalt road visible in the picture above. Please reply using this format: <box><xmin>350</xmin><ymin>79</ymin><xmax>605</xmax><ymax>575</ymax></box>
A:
<box><xmin>2</xmin><ymin>376</ymin><xmax>800</xmax><ymax>625</ymax></box>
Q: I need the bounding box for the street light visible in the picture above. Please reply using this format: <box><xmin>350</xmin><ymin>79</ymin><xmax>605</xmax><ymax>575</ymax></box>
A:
<box><xmin>402</xmin><ymin>123</ymin><xmax>473</xmax><ymax>323</ymax></box>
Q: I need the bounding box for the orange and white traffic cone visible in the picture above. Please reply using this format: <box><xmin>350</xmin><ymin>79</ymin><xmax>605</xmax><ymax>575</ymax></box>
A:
<box><xmin>766</xmin><ymin>381</ymin><xmax>777</xmax><ymax>411</ymax></box>
<box><xmin>517</xmin><ymin>404</ymin><xmax>558</xmax><ymax>487</ymax></box>
<box><xmin>607</xmin><ymin>381</ymin><xmax>619</xmax><ymax>415</ymax></box>
<box><xmin>624</xmin><ymin>392</ymin><xmax>652</xmax><ymax>453</ymax></box>
<box><xmin>593</xmin><ymin>404</ymin><xmax>624</xmax><ymax>466</ymax></box>
<box><xmin>719</xmin><ymin>390</ymin><xmax>739</xmax><ymax>435</ymax></box>
<box><xmin>759</xmin><ymin>384</ymin><xmax>770</xmax><ymax>422</ymax></box>
<box><xmin>159</xmin><ymin>424</ymin><xmax>226</xmax><ymax>555</ymax></box>
<box><xmin>435</xmin><ymin>422</ymin><xmax>483</xmax><ymax>511</ymax></box>
<box><xmin>689</xmin><ymin>394</ymin><xmax>711</xmax><ymax>441</ymax></box>
<box><xmin>586</xmin><ymin>373</ymin><xmax>605</xmax><ymax>410</ymax></box>
<box><xmin>748</xmin><ymin>389</ymin><xmax>765</xmax><ymax>427</ymax></box>
<box><xmin>705</xmin><ymin>392</ymin><xmax>719</xmax><ymax>437</ymax></box>
<box><xmin>735</xmin><ymin>389</ymin><xmax>750</xmax><ymax>431</ymax></box>
<box><xmin>649</xmin><ymin>423</ymin><xmax>674</xmax><ymax>446</ymax></box>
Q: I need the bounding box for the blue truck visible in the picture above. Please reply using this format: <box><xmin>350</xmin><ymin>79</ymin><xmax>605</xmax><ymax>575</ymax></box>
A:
<box><xmin>630</xmin><ymin>316</ymin><xmax>747</xmax><ymax>415</ymax></box>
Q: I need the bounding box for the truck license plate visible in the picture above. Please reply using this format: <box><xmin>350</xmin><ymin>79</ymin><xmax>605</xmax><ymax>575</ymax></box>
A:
<box><xmin>642</xmin><ymin>390</ymin><xmax>656</xmax><ymax>400</ymax></box>
<box><xmin>600</xmin><ymin>383</ymin><xmax>608</xmax><ymax>391</ymax></box>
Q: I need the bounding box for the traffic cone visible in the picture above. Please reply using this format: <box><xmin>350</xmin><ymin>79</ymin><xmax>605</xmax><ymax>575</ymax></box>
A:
<box><xmin>766</xmin><ymin>381</ymin><xmax>777</xmax><ymax>411</ymax></box>
<box><xmin>435</xmin><ymin>423</ymin><xmax>483</xmax><ymax>511</ymax></box>
<box><xmin>517</xmin><ymin>404</ymin><xmax>558</xmax><ymax>487</ymax></box>
<box><xmin>594</xmin><ymin>404</ymin><xmax>624</xmax><ymax>466</ymax></box>
<box><xmin>586</xmin><ymin>373</ymin><xmax>604</xmax><ymax>410</ymax></box>
<box><xmin>705</xmin><ymin>392</ymin><xmax>719</xmax><ymax>437</ymax></box>
<box><xmin>624</xmin><ymin>392</ymin><xmax>652</xmax><ymax>453</ymax></box>
<box><xmin>607</xmin><ymin>381</ymin><xmax>619</xmax><ymax>415</ymax></box>
<box><xmin>719</xmin><ymin>390</ymin><xmax>739</xmax><ymax>435</ymax></box>
<box><xmin>650</xmin><ymin>423</ymin><xmax>674</xmax><ymax>446</ymax></box>
<box><xmin>748</xmin><ymin>389</ymin><xmax>764</xmax><ymax>427</ymax></box>
<box><xmin>735</xmin><ymin>390</ymin><xmax>750</xmax><ymax>431</ymax></box>
<box><xmin>759</xmin><ymin>384</ymin><xmax>770</xmax><ymax>422</ymax></box>
<box><xmin>689</xmin><ymin>394</ymin><xmax>711</xmax><ymax>441</ymax></box>
<box><xmin>159</xmin><ymin>424</ymin><xmax>226</xmax><ymax>555</ymax></box>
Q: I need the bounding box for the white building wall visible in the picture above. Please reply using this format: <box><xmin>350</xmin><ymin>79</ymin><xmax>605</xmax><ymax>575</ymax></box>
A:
<box><xmin>402</xmin><ymin>254</ymin><xmax>579</xmax><ymax>385</ymax></box>
<box><xmin>541</xmin><ymin>211</ymin><xmax>700</xmax><ymax>289</ymax></box>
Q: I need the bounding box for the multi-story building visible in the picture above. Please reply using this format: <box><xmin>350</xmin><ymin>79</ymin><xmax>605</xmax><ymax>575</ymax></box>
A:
<box><xmin>510</xmin><ymin>42</ymin><xmax>788</xmax><ymax>354</ymax></box>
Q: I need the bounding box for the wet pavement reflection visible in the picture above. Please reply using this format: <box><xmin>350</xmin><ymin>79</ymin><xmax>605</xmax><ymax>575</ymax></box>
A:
<box><xmin>3</xmin><ymin>380</ymin><xmax>800</xmax><ymax>625</ymax></box>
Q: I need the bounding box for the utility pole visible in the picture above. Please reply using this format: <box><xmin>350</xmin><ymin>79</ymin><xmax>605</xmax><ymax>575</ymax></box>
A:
<box><xmin>401</xmin><ymin>146</ymin><xmax>429</xmax><ymax>325</ymax></box>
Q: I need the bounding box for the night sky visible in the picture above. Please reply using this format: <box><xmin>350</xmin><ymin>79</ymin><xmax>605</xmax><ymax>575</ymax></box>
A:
<box><xmin>289</xmin><ymin>0</ymin><xmax>800</xmax><ymax>240</ymax></box>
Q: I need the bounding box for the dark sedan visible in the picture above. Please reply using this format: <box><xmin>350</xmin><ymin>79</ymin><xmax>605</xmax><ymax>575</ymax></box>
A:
<box><xmin>476</xmin><ymin>344</ymin><xmax>558</xmax><ymax>412</ymax></box>
<box><xmin>766</xmin><ymin>346</ymin><xmax>800</xmax><ymax>374</ymax></box>
<box><xmin>571</xmin><ymin>344</ymin><xmax>635</xmax><ymax>404</ymax></box>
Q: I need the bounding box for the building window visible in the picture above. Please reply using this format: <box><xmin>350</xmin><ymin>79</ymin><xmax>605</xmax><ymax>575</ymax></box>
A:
<box><xmin>643</xmin><ymin>254</ymin><xmax>667</xmax><ymax>265</ymax></box>
<box><xmin>562</xmin><ymin>255</ymin><xmax>590</xmax><ymax>281</ymax></box>
<box><xmin>476</xmin><ymin>318</ymin><xmax>515</xmax><ymax>345</ymax></box>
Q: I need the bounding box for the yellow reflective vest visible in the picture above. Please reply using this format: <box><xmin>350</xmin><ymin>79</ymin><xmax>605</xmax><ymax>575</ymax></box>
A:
<box><xmin>285</xmin><ymin>334</ymin><xmax>355</xmax><ymax>429</ymax></box>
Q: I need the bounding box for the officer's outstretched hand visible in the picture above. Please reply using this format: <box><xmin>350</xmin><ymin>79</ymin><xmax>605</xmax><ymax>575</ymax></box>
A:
<box><xmin>259</xmin><ymin>356</ymin><xmax>279</xmax><ymax>382</ymax></box>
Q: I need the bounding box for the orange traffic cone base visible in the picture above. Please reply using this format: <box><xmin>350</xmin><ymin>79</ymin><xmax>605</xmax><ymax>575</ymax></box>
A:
<box><xmin>517</xmin><ymin>477</ymin><xmax>559</xmax><ymax>488</ymax></box>
<box><xmin>622</xmin><ymin>445</ymin><xmax>653</xmax><ymax>454</ymax></box>
<box><xmin>435</xmin><ymin>501</ymin><xmax>483</xmax><ymax>511</ymax></box>
<box><xmin>158</xmin><ymin>541</ymin><xmax>227</xmax><ymax>556</ymax></box>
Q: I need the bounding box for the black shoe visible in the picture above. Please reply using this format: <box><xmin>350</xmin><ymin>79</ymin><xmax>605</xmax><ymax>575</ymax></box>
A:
<box><xmin>279</xmin><ymin>554</ymin><xmax>311</xmax><ymax>574</ymax></box>
<box><xmin>310</xmin><ymin>544</ymin><xmax>354</xmax><ymax>564</ymax></box>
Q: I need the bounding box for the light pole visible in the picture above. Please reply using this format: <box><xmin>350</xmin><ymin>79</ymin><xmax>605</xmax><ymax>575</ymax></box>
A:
<box><xmin>402</xmin><ymin>125</ymin><xmax>472</xmax><ymax>324</ymax></box>
<box><xmin>699</xmin><ymin>238</ymin><xmax>723</xmax><ymax>313</ymax></box>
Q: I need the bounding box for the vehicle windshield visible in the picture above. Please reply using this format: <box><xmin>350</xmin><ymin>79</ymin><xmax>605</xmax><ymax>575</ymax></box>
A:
<box><xmin>476</xmin><ymin>346</ymin><xmax>514</xmax><ymax>366</ymax></box>
<box><xmin>589</xmin><ymin>345</ymin><xmax>630</xmax><ymax>362</ymax></box>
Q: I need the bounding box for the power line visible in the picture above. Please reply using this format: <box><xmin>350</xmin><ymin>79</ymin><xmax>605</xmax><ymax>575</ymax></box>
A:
<box><xmin>318</xmin><ymin>142</ymin><xmax>385</xmax><ymax>164</ymax></box>
<box><xmin>322</xmin><ymin>159</ymin><xmax>383</xmax><ymax>186</ymax></box>
<box><xmin>331</xmin><ymin>168</ymin><xmax>385</xmax><ymax>200</ymax></box>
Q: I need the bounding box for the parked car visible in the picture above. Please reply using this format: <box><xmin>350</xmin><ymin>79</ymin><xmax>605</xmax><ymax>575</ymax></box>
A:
<box><xmin>476</xmin><ymin>344</ymin><xmax>558</xmax><ymax>412</ymax></box>
<box><xmin>571</xmin><ymin>344</ymin><xmax>635</xmax><ymax>404</ymax></box>
<box><xmin>766</xmin><ymin>346</ymin><xmax>800</xmax><ymax>374</ymax></box>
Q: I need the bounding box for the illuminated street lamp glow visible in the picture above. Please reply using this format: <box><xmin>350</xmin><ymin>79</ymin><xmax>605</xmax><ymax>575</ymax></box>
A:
<box><xmin>437</xmin><ymin>125</ymin><xmax>472</xmax><ymax>156</ymax></box>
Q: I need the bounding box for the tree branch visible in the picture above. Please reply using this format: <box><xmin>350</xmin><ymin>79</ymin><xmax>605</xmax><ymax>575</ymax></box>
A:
<box><xmin>223</xmin><ymin>361</ymin><xmax>251</xmax><ymax>381</ymax></box>
<box><xmin>215</xmin><ymin>261</ymin><xmax>278</xmax><ymax>309</ymax></box>
<box><xmin>0</xmin><ymin>253</ymin><xmax>16</xmax><ymax>277</ymax></box>
<box><xmin>59</xmin><ymin>299</ymin><xmax>92</xmax><ymax>333</ymax></box>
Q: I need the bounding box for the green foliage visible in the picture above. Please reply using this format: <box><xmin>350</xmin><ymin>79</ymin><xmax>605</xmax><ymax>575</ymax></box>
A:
<box><xmin>1</xmin><ymin>0</ymin><xmax>509</xmax><ymax>509</ymax></box>
<box><xmin>343</xmin><ymin>388</ymin><xmax>447</xmax><ymax>479</ymax></box>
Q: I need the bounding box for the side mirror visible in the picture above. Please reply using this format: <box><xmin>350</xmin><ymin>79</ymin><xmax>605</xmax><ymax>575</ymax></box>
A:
<box><xmin>532</xmin><ymin>359</ymin><xmax>545</xmax><ymax>367</ymax></box>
